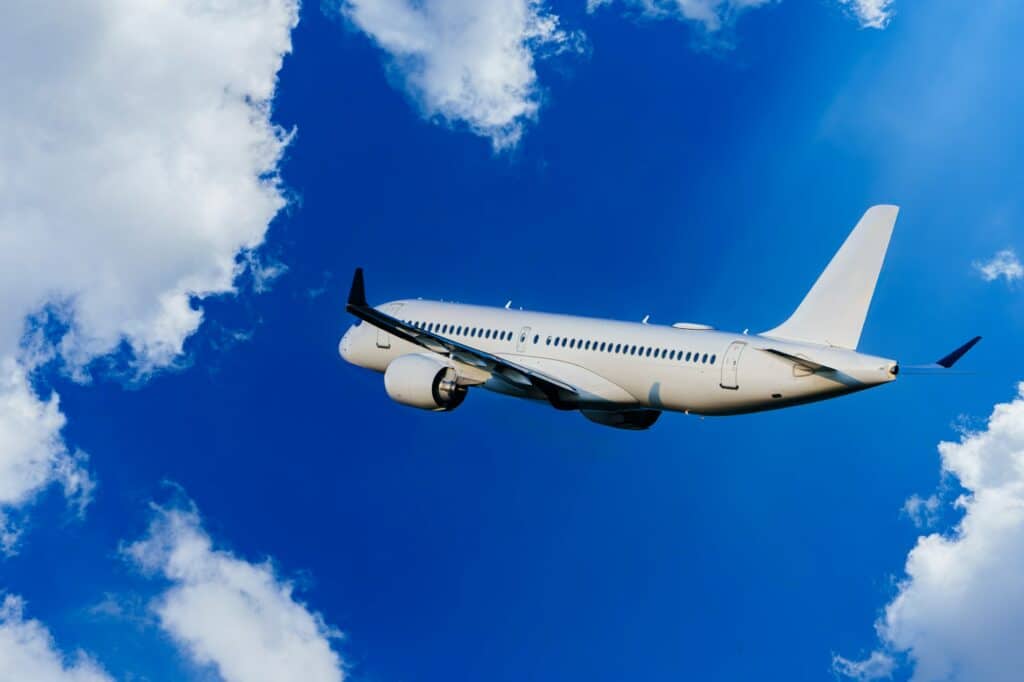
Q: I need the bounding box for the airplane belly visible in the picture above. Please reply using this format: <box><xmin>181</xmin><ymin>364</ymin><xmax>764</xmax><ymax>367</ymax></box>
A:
<box><xmin>498</xmin><ymin>355</ymin><xmax>639</xmax><ymax>406</ymax></box>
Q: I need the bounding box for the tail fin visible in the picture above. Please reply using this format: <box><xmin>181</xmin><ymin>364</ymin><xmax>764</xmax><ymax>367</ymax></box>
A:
<box><xmin>762</xmin><ymin>205</ymin><xmax>899</xmax><ymax>349</ymax></box>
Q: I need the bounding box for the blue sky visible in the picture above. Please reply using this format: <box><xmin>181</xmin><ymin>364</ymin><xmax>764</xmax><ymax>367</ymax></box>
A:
<box><xmin>2</xmin><ymin>2</ymin><xmax>1024</xmax><ymax>681</ymax></box>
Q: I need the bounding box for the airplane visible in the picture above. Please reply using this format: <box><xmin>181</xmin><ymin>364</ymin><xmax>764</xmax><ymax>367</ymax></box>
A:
<box><xmin>338</xmin><ymin>205</ymin><xmax>980</xmax><ymax>429</ymax></box>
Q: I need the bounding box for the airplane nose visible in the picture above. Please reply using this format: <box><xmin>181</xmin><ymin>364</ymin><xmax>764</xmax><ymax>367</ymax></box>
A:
<box><xmin>338</xmin><ymin>328</ymin><xmax>353</xmax><ymax>362</ymax></box>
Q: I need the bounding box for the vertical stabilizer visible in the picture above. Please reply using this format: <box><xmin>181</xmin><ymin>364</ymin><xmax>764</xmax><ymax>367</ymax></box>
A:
<box><xmin>762</xmin><ymin>205</ymin><xmax>899</xmax><ymax>349</ymax></box>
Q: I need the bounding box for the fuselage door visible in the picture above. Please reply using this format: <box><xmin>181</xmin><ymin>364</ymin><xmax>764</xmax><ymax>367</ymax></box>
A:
<box><xmin>376</xmin><ymin>303</ymin><xmax>403</xmax><ymax>348</ymax></box>
<box><xmin>720</xmin><ymin>341</ymin><xmax>746</xmax><ymax>390</ymax></box>
<box><xmin>516</xmin><ymin>326</ymin><xmax>531</xmax><ymax>353</ymax></box>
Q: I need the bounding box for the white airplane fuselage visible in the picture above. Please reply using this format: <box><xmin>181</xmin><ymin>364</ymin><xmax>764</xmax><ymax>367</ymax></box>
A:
<box><xmin>339</xmin><ymin>299</ymin><xmax>898</xmax><ymax>417</ymax></box>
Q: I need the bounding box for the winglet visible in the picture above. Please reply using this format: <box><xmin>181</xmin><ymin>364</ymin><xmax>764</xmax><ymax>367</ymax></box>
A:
<box><xmin>936</xmin><ymin>336</ymin><xmax>981</xmax><ymax>368</ymax></box>
<box><xmin>348</xmin><ymin>267</ymin><xmax>367</xmax><ymax>308</ymax></box>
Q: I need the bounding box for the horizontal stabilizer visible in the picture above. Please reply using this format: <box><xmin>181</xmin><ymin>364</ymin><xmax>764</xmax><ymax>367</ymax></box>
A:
<box><xmin>763</xmin><ymin>205</ymin><xmax>898</xmax><ymax>349</ymax></box>
<box><xmin>757</xmin><ymin>347</ymin><xmax>836</xmax><ymax>373</ymax></box>
<box><xmin>936</xmin><ymin>336</ymin><xmax>982</xmax><ymax>368</ymax></box>
<box><xmin>900</xmin><ymin>336</ymin><xmax>982</xmax><ymax>374</ymax></box>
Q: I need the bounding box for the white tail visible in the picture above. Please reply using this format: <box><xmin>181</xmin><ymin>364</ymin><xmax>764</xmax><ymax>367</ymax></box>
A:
<box><xmin>762</xmin><ymin>205</ymin><xmax>899</xmax><ymax>349</ymax></box>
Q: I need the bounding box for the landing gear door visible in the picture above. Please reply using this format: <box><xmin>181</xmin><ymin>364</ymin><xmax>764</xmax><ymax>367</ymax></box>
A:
<box><xmin>720</xmin><ymin>341</ymin><xmax>746</xmax><ymax>390</ymax></box>
<box><xmin>376</xmin><ymin>303</ymin><xmax>403</xmax><ymax>349</ymax></box>
<box><xmin>516</xmin><ymin>326</ymin><xmax>531</xmax><ymax>352</ymax></box>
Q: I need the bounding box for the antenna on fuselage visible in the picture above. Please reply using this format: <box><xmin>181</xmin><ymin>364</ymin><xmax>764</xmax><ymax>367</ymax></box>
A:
<box><xmin>642</xmin><ymin>314</ymin><xmax>650</xmax><ymax>324</ymax></box>
<box><xmin>505</xmin><ymin>300</ymin><xmax>512</xmax><ymax>309</ymax></box>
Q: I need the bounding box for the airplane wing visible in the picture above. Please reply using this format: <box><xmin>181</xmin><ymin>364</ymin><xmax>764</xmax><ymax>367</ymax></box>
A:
<box><xmin>345</xmin><ymin>268</ymin><xmax>579</xmax><ymax>409</ymax></box>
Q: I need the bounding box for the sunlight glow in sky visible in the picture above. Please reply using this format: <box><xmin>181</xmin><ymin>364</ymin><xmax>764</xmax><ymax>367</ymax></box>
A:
<box><xmin>2</xmin><ymin>2</ymin><xmax>1022</xmax><ymax>681</ymax></box>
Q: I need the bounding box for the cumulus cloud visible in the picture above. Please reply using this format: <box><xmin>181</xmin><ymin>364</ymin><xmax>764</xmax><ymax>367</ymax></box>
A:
<box><xmin>124</xmin><ymin>504</ymin><xmax>344</xmax><ymax>682</ymax></box>
<box><xmin>342</xmin><ymin>0</ymin><xmax>582</xmax><ymax>149</ymax></box>
<box><xmin>840</xmin><ymin>0</ymin><xmax>894</xmax><ymax>29</ymax></box>
<box><xmin>0</xmin><ymin>594</ymin><xmax>113</xmax><ymax>682</ymax></box>
<box><xmin>974</xmin><ymin>249</ymin><xmax>1024</xmax><ymax>284</ymax></box>
<box><xmin>838</xmin><ymin>384</ymin><xmax>1024</xmax><ymax>681</ymax></box>
<box><xmin>0</xmin><ymin>0</ymin><xmax>298</xmax><ymax>547</ymax></box>
<box><xmin>0</xmin><ymin>362</ymin><xmax>94</xmax><ymax>554</ymax></box>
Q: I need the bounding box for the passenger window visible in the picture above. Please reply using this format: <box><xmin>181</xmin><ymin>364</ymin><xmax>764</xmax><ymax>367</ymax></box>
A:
<box><xmin>669</xmin><ymin>350</ymin><xmax>675</xmax><ymax>360</ymax></box>
<box><xmin>702</xmin><ymin>353</ymin><xmax>708</xmax><ymax>363</ymax></box>
<box><xmin>534</xmin><ymin>334</ymin><xmax>539</xmax><ymax>344</ymax></box>
<box><xmin>685</xmin><ymin>352</ymin><xmax>692</xmax><ymax>361</ymax></box>
<box><xmin>710</xmin><ymin>354</ymin><xmax>716</xmax><ymax>364</ymax></box>
<box><xmin>546</xmin><ymin>336</ymin><xmax>552</xmax><ymax>346</ymax></box>
<box><xmin>568</xmin><ymin>338</ymin><xmax>574</xmax><ymax>348</ymax></box>
<box><xmin>561</xmin><ymin>338</ymin><xmax>567</xmax><ymax>347</ymax></box>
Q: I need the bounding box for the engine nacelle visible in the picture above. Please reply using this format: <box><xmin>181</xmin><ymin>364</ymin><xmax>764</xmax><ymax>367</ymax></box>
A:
<box><xmin>384</xmin><ymin>353</ymin><xmax>467</xmax><ymax>411</ymax></box>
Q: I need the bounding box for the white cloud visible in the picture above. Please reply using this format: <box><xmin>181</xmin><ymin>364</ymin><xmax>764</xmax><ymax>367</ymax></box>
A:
<box><xmin>590</xmin><ymin>0</ymin><xmax>893</xmax><ymax>32</ymax></box>
<box><xmin>902</xmin><ymin>493</ymin><xmax>941</xmax><ymax>529</ymax></box>
<box><xmin>832</xmin><ymin>650</ymin><xmax>896</xmax><ymax>680</ymax></box>
<box><xmin>587</xmin><ymin>0</ymin><xmax>772</xmax><ymax>32</ymax></box>
<box><xmin>125</xmin><ymin>503</ymin><xmax>344</xmax><ymax>682</ymax></box>
<box><xmin>839</xmin><ymin>383</ymin><xmax>1024</xmax><ymax>681</ymax></box>
<box><xmin>0</xmin><ymin>0</ymin><xmax>298</xmax><ymax>547</ymax></box>
<box><xmin>342</xmin><ymin>0</ymin><xmax>581</xmax><ymax>149</ymax></box>
<box><xmin>974</xmin><ymin>249</ymin><xmax>1024</xmax><ymax>284</ymax></box>
<box><xmin>0</xmin><ymin>594</ymin><xmax>113</xmax><ymax>682</ymax></box>
<box><xmin>0</xmin><ymin>361</ymin><xmax>94</xmax><ymax>554</ymax></box>
<box><xmin>840</xmin><ymin>0</ymin><xmax>894</xmax><ymax>29</ymax></box>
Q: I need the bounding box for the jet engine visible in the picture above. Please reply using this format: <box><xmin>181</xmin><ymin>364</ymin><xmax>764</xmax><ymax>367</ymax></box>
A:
<box><xmin>384</xmin><ymin>353</ymin><xmax>467</xmax><ymax>411</ymax></box>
